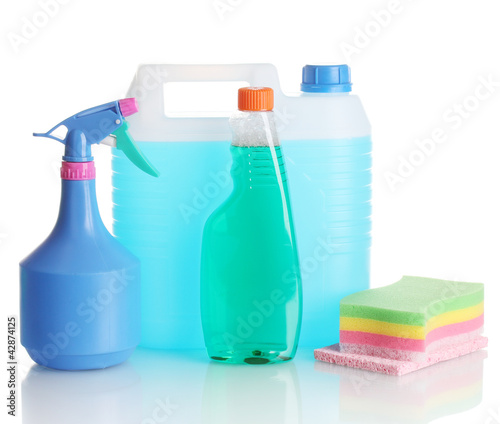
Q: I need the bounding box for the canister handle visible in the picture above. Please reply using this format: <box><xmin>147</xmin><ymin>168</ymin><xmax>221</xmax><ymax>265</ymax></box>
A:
<box><xmin>126</xmin><ymin>64</ymin><xmax>282</xmax><ymax>122</ymax></box>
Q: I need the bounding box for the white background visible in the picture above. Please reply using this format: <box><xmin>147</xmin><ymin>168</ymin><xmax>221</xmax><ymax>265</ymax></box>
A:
<box><xmin>1</xmin><ymin>0</ymin><xmax>499</xmax><ymax>423</ymax></box>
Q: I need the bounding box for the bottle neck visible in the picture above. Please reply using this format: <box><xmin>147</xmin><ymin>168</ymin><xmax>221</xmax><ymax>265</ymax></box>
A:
<box><xmin>229</xmin><ymin>111</ymin><xmax>280</xmax><ymax>147</ymax></box>
<box><xmin>54</xmin><ymin>177</ymin><xmax>108</xmax><ymax>237</ymax></box>
<box><xmin>230</xmin><ymin>145</ymin><xmax>287</xmax><ymax>190</ymax></box>
<box><xmin>299</xmin><ymin>91</ymin><xmax>349</xmax><ymax>97</ymax></box>
<box><xmin>61</xmin><ymin>161</ymin><xmax>96</xmax><ymax>180</ymax></box>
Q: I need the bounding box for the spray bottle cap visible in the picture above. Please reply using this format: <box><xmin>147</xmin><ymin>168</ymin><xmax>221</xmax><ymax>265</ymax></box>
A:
<box><xmin>33</xmin><ymin>98</ymin><xmax>159</xmax><ymax>177</ymax></box>
<box><xmin>238</xmin><ymin>87</ymin><xmax>274</xmax><ymax>111</ymax></box>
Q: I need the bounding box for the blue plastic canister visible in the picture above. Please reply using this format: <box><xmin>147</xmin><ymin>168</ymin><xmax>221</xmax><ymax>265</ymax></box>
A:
<box><xmin>280</xmin><ymin>65</ymin><xmax>371</xmax><ymax>347</ymax></box>
<box><xmin>113</xmin><ymin>64</ymin><xmax>371</xmax><ymax>349</ymax></box>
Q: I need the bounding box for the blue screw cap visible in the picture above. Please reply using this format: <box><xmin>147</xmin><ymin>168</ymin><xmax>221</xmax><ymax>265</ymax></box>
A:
<box><xmin>301</xmin><ymin>64</ymin><xmax>352</xmax><ymax>93</ymax></box>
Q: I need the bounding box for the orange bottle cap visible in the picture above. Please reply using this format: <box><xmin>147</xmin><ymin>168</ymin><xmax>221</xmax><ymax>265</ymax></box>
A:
<box><xmin>238</xmin><ymin>87</ymin><xmax>274</xmax><ymax>111</ymax></box>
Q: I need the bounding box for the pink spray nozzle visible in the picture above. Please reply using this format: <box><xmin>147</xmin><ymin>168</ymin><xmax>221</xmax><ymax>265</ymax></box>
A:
<box><xmin>118</xmin><ymin>98</ymin><xmax>139</xmax><ymax>117</ymax></box>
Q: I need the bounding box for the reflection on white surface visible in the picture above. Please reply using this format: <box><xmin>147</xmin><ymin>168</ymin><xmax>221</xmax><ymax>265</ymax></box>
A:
<box><xmin>22</xmin><ymin>361</ymin><xmax>142</xmax><ymax>424</ymax></box>
<box><xmin>21</xmin><ymin>348</ymin><xmax>487</xmax><ymax>424</ymax></box>
<box><xmin>314</xmin><ymin>349</ymin><xmax>487</xmax><ymax>424</ymax></box>
<box><xmin>202</xmin><ymin>360</ymin><xmax>301</xmax><ymax>424</ymax></box>
<box><xmin>129</xmin><ymin>348</ymin><xmax>209</xmax><ymax>423</ymax></box>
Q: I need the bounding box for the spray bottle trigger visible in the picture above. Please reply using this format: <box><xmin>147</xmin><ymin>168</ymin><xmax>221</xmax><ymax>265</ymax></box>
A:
<box><xmin>112</xmin><ymin>121</ymin><xmax>160</xmax><ymax>178</ymax></box>
<box><xmin>101</xmin><ymin>136</ymin><xmax>117</xmax><ymax>148</ymax></box>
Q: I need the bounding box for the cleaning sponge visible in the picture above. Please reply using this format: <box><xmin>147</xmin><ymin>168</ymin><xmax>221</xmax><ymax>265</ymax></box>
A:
<box><xmin>339</xmin><ymin>276</ymin><xmax>484</xmax><ymax>362</ymax></box>
<box><xmin>314</xmin><ymin>276</ymin><xmax>488</xmax><ymax>375</ymax></box>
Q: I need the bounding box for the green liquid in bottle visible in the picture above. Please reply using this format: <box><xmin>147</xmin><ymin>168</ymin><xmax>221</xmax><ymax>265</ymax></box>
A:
<box><xmin>201</xmin><ymin>145</ymin><xmax>302</xmax><ymax>364</ymax></box>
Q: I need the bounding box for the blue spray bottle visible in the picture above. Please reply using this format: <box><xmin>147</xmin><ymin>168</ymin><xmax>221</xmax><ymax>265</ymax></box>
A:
<box><xmin>20</xmin><ymin>98</ymin><xmax>159</xmax><ymax>370</ymax></box>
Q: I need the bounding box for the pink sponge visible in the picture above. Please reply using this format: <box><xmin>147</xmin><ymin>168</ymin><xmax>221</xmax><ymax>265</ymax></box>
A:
<box><xmin>314</xmin><ymin>335</ymin><xmax>488</xmax><ymax>376</ymax></box>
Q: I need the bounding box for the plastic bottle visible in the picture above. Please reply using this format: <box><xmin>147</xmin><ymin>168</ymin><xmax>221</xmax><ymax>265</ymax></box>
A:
<box><xmin>281</xmin><ymin>65</ymin><xmax>371</xmax><ymax>347</ymax></box>
<box><xmin>201</xmin><ymin>87</ymin><xmax>302</xmax><ymax>364</ymax></box>
<box><xmin>20</xmin><ymin>99</ymin><xmax>159</xmax><ymax>370</ymax></box>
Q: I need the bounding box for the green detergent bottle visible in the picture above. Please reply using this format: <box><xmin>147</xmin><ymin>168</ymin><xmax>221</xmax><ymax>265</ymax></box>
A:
<box><xmin>201</xmin><ymin>87</ymin><xmax>302</xmax><ymax>364</ymax></box>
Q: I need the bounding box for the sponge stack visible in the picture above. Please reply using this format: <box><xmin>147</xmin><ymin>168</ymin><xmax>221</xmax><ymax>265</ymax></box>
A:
<box><xmin>314</xmin><ymin>276</ymin><xmax>487</xmax><ymax>375</ymax></box>
<box><xmin>339</xmin><ymin>276</ymin><xmax>484</xmax><ymax>362</ymax></box>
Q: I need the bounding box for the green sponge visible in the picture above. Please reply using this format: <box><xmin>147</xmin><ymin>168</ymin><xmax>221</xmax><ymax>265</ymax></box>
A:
<box><xmin>340</xmin><ymin>275</ymin><xmax>484</xmax><ymax>326</ymax></box>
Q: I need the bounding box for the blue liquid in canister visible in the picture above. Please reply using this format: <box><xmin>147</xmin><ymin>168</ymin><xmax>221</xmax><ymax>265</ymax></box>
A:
<box><xmin>112</xmin><ymin>141</ymin><xmax>232</xmax><ymax>349</ymax></box>
<box><xmin>282</xmin><ymin>136</ymin><xmax>371</xmax><ymax>347</ymax></box>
